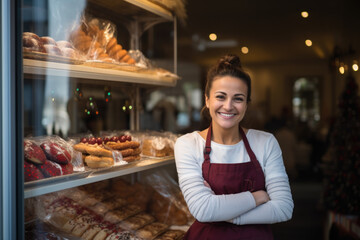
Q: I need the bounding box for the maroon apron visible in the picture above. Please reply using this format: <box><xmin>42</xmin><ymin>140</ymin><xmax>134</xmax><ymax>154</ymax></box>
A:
<box><xmin>184</xmin><ymin>124</ymin><xmax>273</xmax><ymax>240</ymax></box>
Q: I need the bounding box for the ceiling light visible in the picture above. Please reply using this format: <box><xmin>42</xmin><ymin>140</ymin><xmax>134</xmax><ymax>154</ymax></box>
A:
<box><xmin>209</xmin><ymin>33</ymin><xmax>217</xmax><ymax>41</ymax></box>
<box><xmin>241</xmin><ymin>46</ymin><xmax>249</xmax><ymax>54</ymax></box>
<box><xmin>339</xmin><ymin>66</ymin><xmax>345</xmax><ymax>74</ymax></box>
<box><xmin>353</xmin><ymin>63</ymin><xmax>359</xmax><ymax>71</ymax></box>
<box><xmin>301</xmin><ymin>11</ymin><xmax>309</xmax><ymax>18</ymax></box>
<box><xmin>305</xmin><ymin>39</ymin><xmax>312</xmax><ymax>47</ymax></box>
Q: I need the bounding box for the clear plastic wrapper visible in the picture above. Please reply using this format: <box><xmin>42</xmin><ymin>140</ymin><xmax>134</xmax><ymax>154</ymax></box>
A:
<box><xmin>71</xmin><ymin>135</ymin><xmax>129</xmax><ymax>169</ymax></box>
<box><xmin>69</xmin><ymin>15</ymin><xmax>136</xmax><ymax>65</ymax></box>
<box><xmin>140</xmin><ymin>170</ymin><xmax>193</xmax><ymax>226</ymax></box>
<box><xmin>23</xmin><ymin>135</ymin><xmax>84</xmax><ymax>183</ymax></box>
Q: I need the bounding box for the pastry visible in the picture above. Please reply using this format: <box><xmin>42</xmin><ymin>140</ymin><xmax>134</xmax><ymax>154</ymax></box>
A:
<box><xmin>37</xmin><ymin>160</ymin><xmax>63</xmax><ymax>177</ymax></box>
<box><xmin>123</xmin><ymin>155</ymin><xmax>141</xmax><ymax>163</ymax></box>
<box><xmin>85</xmin><ymin>155</ymin><xmax>114</xmax><ymax>168</ymax></box>
<box><xmin>105</xmin><ymin>231</ymin><xmax>139</xmax><ymax>240</ymax></box>
<box><xmin>135</xmin><ymin>222</ymin><xmax>168</xmax><ymax>240</ymax></box>
<box><xmin>118</xmin><ymin>212</ymin><xmax>155</xmax><ymax>231</ymax></box>
<box><xmin>154</xmin><ymin>230</ymin><xmax>185</xmax><ymax>240</ymax></box>
<box><xmin>104</xmin><ymin>204</ymin><xmax>142</xmax><ymax>223</ymax></box>
<box><xmin>24</xmin><ymin>160</ymin><xmax>45</xmax><ymax>182</ymax></box>
<box><xmin>24</xmin><ymin>140</ymin><xmax>46</xmax><ymax>164</ymax></box>
<box><xmin>22</xmin><ymin>35</ymin><xmax>45</xmax><ymax>53</ymax></box>
<box><xmin>40</xmin><ymin>142</ymin><xmax>71</xmax><ymax>164</ymax></box>
<box><xmin>23</xmin><ymin>32</ymin><xmax>41</xmax><ymax>42</ymax></box>
<box><xmin>92</xmin><ymin>197</ymin><xmax>127</xmax><ymax>215</ymax></box>
<box><xmin>81</xmin><ymin>222</ymin><xmax>115</xmax><ymax>240</ymax></box>
<box><xmin>56</xmin><ymin>40</ymin><xmax>74</xmax><ymax>49</ymax></box>
<box><xmin>61</xmin><ymin>162</ymin><xmax>73</xmax><ymax>175</ymax></box>
<box><xmin>106</xmin><ymin>141</ymin><xmax>140</xmax><ymax>151</ymax></box>
<box><xmin>43</xmin><ymin>44</ymin><xmax>63</xmax><ymax>56</ymax></box>
<box><xmin>40</xmin><ymin>36</ymin><xmax>57</xmax><ymax>45</ymax></box>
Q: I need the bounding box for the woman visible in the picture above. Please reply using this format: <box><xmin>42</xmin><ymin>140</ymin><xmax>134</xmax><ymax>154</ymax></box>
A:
<box><xmin>174</xmin><ymin>54</ymin><xmax>294</xmax><ymax>240</ymax></box>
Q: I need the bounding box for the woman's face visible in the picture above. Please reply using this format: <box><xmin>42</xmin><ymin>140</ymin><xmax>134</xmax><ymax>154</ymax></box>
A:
<box><xmin>205</xmin><ymin>75</ymin><xmax>248</xmax><ymax>131</ymax></box>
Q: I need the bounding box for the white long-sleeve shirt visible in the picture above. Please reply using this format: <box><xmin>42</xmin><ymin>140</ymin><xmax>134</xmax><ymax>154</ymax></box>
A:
<box><xmin>174</xmin><ymin>129</ymin><xmax>294</xmax><ymax>225</ymax></box>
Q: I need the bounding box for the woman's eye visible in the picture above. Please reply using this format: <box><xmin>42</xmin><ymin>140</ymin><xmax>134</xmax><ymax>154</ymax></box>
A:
<box><xmin>234</xmin><ymin>97</ymin><xmax>244</xmax><ymax>102</ymax></box>
<box><xmin>215</xmin><ymin>95</ymin><xmax>225</xmax><ymax>100</ymax></box>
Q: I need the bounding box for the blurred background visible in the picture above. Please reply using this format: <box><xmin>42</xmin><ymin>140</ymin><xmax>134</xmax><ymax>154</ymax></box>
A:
<box><xmin>143</xmin><ymin>1</ymin><xmax>360</xmax><ymax>239</ymax></box>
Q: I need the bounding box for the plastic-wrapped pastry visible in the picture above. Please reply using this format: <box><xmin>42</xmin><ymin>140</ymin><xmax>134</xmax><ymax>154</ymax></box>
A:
<box><xmin>118</xmin><ymin>212</ymin><xmax>155</xmax><ymax>231</ymax></box>
<box><xmin>135</xmin><ymin>222</ymin><xmax>168</xmax><ymax>240</ymax></box>
<box><xmin>104</xmin><ymin>204</ymin><xmax>142</xmax><ymax>223</ymax></box>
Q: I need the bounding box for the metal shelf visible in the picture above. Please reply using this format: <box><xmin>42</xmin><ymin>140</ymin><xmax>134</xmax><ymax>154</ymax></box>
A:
<box><xmin>24</xmin><ymin>156</ymin><xmax>175</xmax><ymax>199</ymax></box>
<box><xmin>23</xmin><ymin>59</ymin><xmax>178</xmax><ymax>87</ymax></box>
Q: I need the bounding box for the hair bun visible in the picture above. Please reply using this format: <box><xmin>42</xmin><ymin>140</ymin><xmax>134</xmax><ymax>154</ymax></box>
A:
<box><xmin>219</xmin><ymin>54</ymin><xmax>242</xmax><ymax>69</ymax></box>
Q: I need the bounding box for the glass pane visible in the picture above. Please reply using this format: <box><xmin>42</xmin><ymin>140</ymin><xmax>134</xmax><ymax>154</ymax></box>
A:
<box><xmin>22</xmin><ymin>0</ymin><xmax>178</xmax><ymax>238</ymax></box>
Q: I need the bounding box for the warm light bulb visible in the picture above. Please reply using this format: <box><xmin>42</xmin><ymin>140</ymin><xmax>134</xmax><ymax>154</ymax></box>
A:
<box><xmin>305</xmin><ymin>39</ymin><xmax>312</xmax><ymax>47</ymax></box>
<box><xmin>241</xmin><ymin>46</ymin><xmax>249</xmax><ymax>54</ymax></box>
<box><xmin>353</xmin><ymin>63</ymin><xmax>359</xmax><ymax>71</ymax></box>
<box><xmin>209</xmin><ymin>33</ymin><xmax>217</xmax><ymax>41</ymax></box>
<box><xmin>301</xmin><ymin>11</ymin><xmax>309</xmax><ymax>18</ymax></box>
<box><xmin>339</xmin><ymin>66</ymin><xmax>345</xmax><ymax>74</ymax></box>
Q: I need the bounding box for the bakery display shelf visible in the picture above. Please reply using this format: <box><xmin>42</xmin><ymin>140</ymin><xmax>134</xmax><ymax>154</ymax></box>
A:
<box><xmin>23</xmin><ymin>59</ymin><xmax>178</xmax><ymax>87</ymax></box>
<box><xmin>87</xmin><ymin>0</ymin><xmax>173</xmax><ymax>21</ymax></box>
<box><xmin>24</xmin><ymin>156</ymin><xmax>174</xmax><ymax>199</ymax></box>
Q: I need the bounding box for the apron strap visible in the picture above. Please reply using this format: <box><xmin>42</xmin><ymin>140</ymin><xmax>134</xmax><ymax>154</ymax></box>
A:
<box><xmin>239</xmin><ymin>127</ymin><xmax>262</xmax><ymax>171</ymax></box>
<box><xmin>203</xmin><ymin>124</ymin><xmax>212</xmax><ymax>162</ymax></box>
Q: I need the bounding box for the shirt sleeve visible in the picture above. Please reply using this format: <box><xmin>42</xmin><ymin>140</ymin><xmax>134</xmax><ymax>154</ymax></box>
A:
<box><xmin>229</xmin><ymin>176</ymin><xmax>294</xmax><ymax>224</ymax></box>
<box><xmin>174</xmin><ymin>135</ymin><xmax>257</xmax><ymax>223</ymax></box>
<box><xmin>229</xmin><ymin>136</ymin><xmax>294</xmax><ymax>224</ymax></box>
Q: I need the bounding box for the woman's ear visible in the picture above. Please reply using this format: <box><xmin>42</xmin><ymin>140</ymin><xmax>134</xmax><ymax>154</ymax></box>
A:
<box><xmin>205</xmin><ymin>95</ymin><xmax>209</xmax><ymax>108</ymax></box>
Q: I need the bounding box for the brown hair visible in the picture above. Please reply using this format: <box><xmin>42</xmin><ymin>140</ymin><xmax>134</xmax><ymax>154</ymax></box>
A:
<box><xmin>201</xmin><ymin>54</ymin><xmax>252</xmax><ymax>120</ymax></box>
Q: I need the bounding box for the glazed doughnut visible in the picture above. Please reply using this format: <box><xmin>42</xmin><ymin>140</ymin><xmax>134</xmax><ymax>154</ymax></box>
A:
<box><xmin>88</xmin><ymin>47</ymin><xmax>105</xmax><ymax>59</ymax></box>
<box><xmin>123</xmin><ymin>155</ymin><xmax>141</xmax><ymax>162</ymax></box>
<box><xmin>85</xmin><ymin>155</ymin><xmax>114</xmax><ymax>168</ymax></box>
<box><xmin>44</xmin><ymin>44</ymin><xmax>63</xmax><ymax>56</ymax></box>
<box><xmin>106</xmin><ymin>141</ymin><xmax>140</xmax><ymax>151</ymax></box>
<box><xmin>40</xmin><ymin>36</ymin><xmax>57</xmax><ymax>46</ymax></box>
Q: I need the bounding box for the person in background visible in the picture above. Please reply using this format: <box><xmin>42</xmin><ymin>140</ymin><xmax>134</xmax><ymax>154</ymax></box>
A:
<box><xmin>174</xmin><ymin>54</ymin><xmax>294</xmax><ymax>240</ymax></box>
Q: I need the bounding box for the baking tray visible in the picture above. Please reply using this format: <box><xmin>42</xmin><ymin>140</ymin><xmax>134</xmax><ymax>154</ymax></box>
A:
<box><xmin>23</xmin><ymin>51</ymin><xmax>84</xmax><ymax>65</ymax></box>
<box><xmin>24</xmin><ymin>171</ymin><xmax>92</xmax><ymax>189</ymax></box>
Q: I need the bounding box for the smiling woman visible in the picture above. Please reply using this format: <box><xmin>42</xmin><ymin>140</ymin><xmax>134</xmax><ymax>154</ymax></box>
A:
<box><xmin>174</xmin><ymin>54</ymin><xmax>294</xmax><ymax>240</ymax></box>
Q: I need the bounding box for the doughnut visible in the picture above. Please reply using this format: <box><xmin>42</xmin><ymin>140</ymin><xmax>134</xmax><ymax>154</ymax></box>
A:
<box><xmin>84</xmin><ymin>155</ymin><xmax>114</xmax><ymax>168</ymax></box>
<box><xmin>120</xmin><ymin>147</ymin><xmax>141</xmax><ymax>157</ymax></box>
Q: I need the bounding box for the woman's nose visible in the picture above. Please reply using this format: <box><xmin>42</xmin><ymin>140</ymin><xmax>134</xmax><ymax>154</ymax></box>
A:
<box><xmin>223</xmin><ymin>99</ymin><xmax>232</xmax><ymax>110</ymax></box>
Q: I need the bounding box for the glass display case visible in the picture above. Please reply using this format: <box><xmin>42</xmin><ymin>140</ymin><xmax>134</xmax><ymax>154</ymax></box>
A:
<box><xmin>1</xmin><ymin>0</ymin><xmax>187</xmax><ymax>239</ymax></box>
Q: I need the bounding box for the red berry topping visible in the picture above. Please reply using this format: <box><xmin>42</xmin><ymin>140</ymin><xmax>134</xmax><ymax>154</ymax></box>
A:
<box><xmin>96</xmin><ymin>137</ymin><xmax>103</xmax><ymax>145</ymax></box>
<box><xmin>110</xmin><ymin>136</ymin><xmax>118</xmax><ymax>142</ymax></box>
<box><xmin>125</xmin><ymin>135</ymin><xmax>132</xmax><ymax>141</ymax></box>
<box><xmin>119</xmin><ymin>135</ymin><xmax>126</xmax><ymax>143</ymax></box>
<box><xmin>88</xmin><ymin>137</ymin><xmax>97</xmax><ymax>145</ymax></box>
<box><xmin>80</xmin><ymin>137</ymin><xmax>88</xmax><ymax>143</ymax></box>
<box><xmin>103</xmin><ymin>137</ymin><xmax>110</xmax><ymax>144</ymax></box>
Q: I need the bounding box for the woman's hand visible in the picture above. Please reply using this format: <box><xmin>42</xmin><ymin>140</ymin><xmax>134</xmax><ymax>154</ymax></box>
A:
<box><xmin>204</xmin><ymin>180</ymin><xmax>211</xmax><ymax>188</ymax></box>
<box><xmin>251</xmin><ymin>190</ymin><xmax>270</xmax><ymax>206</ymax></box>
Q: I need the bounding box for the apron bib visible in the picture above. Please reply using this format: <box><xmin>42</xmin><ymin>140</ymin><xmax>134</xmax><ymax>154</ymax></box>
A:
<box><xmin>184</xmin><ymin>124</ymin><xmax>273</xmax><ymax>240</ymax></box>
